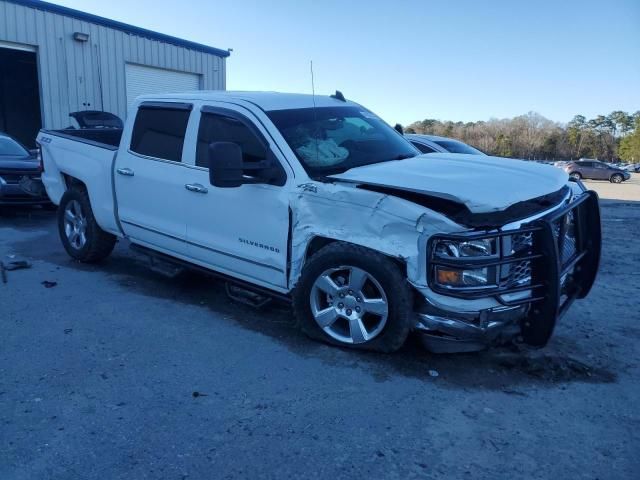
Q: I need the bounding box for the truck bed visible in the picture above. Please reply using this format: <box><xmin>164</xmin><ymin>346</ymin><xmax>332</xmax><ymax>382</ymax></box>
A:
<box><xmin>38</xmin><ymin>128</ymin><xmax>122</xmax><ymax>237</ymax></box>
<box><xmin>41</xmin><ymin>127</ymin><xmax>123</xmax><ymax>150</ymax></box>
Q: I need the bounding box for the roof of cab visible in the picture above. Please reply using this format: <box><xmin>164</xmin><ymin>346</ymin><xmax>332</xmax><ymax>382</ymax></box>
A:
<box><xmin>136</xmin><ymin>91</ymin><xmax>360</xmax><ymax>111</ymax></box>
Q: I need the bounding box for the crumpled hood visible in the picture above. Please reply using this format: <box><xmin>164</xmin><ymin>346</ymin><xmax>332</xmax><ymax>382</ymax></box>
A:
<box><xmin>329</xmin><ymin>153</ymin><xmax>569</xmax><ymax>213</ymax></box>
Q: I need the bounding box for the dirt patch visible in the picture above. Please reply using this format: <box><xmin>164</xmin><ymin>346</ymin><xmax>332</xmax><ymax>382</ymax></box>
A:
<box><xmin>493</xmin><ymin>352</ymin><xmax>616</xmax><ymax>383</ymax></box>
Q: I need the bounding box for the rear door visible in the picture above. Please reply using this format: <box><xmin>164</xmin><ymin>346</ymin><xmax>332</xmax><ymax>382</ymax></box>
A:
<box><xmin>578</xmin><ymin>161</ymin><xmax>595</xmax><ymax>179</ymax></box>
<box><xmin>181</xmin><ymin>103</ymin><xmax>290</xmax><ymax>290</ymax></box>
<box><xmin>114</xmin><ymin>102</ymin><xmax>192</xmax><ymax>253</ymax></box>
<box><xmin>592</xmin><ymin>162</ymin><xmax>609</xmax><ymax>180</ymax></box>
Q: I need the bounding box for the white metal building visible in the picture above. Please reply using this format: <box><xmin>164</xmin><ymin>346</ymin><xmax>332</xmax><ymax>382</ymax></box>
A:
<box><xmin>0</xmin><ymin>0</ymin><xmax>229</xmax><ymax>146</ymax></box>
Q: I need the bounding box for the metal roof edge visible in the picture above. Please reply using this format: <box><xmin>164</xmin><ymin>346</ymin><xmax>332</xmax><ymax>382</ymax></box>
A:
<box><xmin>6</xmin><ymin>0</ymin><xmax>231</xmax><ymax>57</ymax></box>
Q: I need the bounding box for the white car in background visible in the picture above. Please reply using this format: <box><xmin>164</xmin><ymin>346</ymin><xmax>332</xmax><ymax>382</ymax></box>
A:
<box><xmin>405</xmin><ymin>134</ymin><xmax>485</xmax><ymax>155</ymax></box>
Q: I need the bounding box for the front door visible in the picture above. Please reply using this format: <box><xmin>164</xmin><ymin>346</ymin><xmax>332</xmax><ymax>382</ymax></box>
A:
<box><xmin>181</xmin><ymin>104</ymin><xmax>290</xmax><ymax>290</ymax></box>
<box><xmin>114</xmin><ymin>103</ymin><xmax>192</xmax><ymax>254</ymax></box>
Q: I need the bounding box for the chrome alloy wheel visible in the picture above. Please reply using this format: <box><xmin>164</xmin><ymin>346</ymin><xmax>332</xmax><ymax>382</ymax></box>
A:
<box><xmin>310</xmin><ymin>266</ymin><xmax>389</xmax><ymax>344</ymax></box>
<box><xmin>63</xmin><ymin>200</ymin><xmax>87</xmax><ymax>250</ymax></box>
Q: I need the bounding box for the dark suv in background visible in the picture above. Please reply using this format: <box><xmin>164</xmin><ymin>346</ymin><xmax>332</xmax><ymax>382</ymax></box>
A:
<box><xmin>565</xmin><ymin>159</ymin><xmax>630</xmax><ymax>183</ymax></box>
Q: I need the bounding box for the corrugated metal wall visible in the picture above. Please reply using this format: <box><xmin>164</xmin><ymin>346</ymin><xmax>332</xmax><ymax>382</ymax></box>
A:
<box><xmin>0</xmin><ymin>0</ymin><xmax>226</xmax><ymax>129</ymax></box>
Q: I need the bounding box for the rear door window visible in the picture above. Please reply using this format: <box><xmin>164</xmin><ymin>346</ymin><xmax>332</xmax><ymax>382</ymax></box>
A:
<box><xmin>130</xmin><ymin>105</ymin><xmax>191</xmax><ymax>162</ymax></box>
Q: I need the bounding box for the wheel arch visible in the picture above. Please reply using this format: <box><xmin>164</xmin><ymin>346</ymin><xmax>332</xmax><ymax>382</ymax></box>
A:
<box><xmin>62</xmin><ymin>173</ymin><xmax>88</xmax><ymax>191</ymax></box>
<box><xmin>291</xmin><ymin>235</ymin><xmax>409</xmax><ymax>289</ymax></box>
<box><xmin>58</xmin><ymin>172</ymin><xmax>120</xmax><ymax>236</ymax></box>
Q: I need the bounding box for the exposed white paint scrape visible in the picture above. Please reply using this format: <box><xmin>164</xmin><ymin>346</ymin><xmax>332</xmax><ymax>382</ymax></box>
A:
<box><xmin>330</xmin><ymin>154</ymin><xmax>569</xmax><ymax>213</ymax></box>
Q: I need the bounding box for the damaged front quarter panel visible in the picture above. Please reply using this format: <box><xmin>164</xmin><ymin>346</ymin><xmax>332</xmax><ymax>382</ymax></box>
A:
<box><xmin>288</xmin><ymin>181</ymin><xmax>463</xmax><ymax>289</ymax></box>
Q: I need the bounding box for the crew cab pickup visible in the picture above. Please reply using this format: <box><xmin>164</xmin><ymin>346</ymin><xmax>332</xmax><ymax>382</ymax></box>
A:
<box><xmin>38</xmin><ymin>92</ymin><xmax>601</xmax><ymax>353</ymax></box>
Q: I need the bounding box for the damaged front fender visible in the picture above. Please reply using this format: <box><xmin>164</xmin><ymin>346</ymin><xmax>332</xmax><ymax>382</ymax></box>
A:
<box><xmin>288</xmin><ymin>182</ymin><xmax>462</xmax><ymax>289</ymax></box>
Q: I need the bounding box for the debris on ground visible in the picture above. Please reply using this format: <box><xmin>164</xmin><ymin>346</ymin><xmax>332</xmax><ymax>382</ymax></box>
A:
<box><xmin>428</xmin><ymin>369</ymin><xmax>440</xmax><ymax>378</ymax></box>
<box><xmin>4</xmin><ymin>259</ymin><xmax>32</xmax><ymax>271</ymax></box>
<box><xmin>1</xmin><ymin>257</ymin><xmax>33</xmax><ymax>284</ymax></box>
<box><xmin>41</xmin><ymin>281</ymin><xmax>58</xmax><ymax>288</ymax></box>
<box><xmin>192</xmin><ymin>391</ymin><xmax>208</xmax><ymax>398</ymax></box>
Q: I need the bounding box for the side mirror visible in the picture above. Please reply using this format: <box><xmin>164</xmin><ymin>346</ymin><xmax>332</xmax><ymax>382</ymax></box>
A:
<box><xmin>394</xmin><ymin>123</ymin><xmax>404</xmax><ymax>135</ymax></box>
<box><xmin>209</xmin><ymin>142</ymin><xmax>244</xmax><ymax>188</ymax></box>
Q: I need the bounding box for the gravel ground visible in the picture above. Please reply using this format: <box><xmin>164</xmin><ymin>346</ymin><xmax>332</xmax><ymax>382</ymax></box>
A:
<box><xmin>1</xmin><ymin>186</ymin><xmax>639</xmax><ymax>479</ymax></box>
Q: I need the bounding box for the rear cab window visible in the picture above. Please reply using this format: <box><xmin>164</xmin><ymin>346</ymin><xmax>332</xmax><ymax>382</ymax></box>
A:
<box><xmin>130</xmin><ymin>103</ymin><xmax>191</xmax><ymax>162</ymax></box>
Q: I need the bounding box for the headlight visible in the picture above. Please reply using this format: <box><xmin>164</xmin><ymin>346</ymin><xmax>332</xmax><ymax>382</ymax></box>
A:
<box><xmin>431</xmin><ymin>237</ymin><xmax>499</xmax><ymax>289</ymax></box>
<box><xmin>434</xmin><ymin>238</ymin><xmax>496</xmax><ymax>258</ymax></box>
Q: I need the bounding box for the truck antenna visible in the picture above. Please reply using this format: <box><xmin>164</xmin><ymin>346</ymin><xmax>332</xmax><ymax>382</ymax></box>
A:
<box><xmin>310</xmin><ymin>60</ymin><xmax>319</xmax><ymax>164</ymax></box>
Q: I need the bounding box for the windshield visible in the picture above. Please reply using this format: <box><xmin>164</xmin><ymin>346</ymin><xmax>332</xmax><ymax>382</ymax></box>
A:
<box><xmin>433</xmin><ymin>139</ymin><xmax>484</xmax><ymax>155</ymax></box>
<box><xmin>0</xmin><ymin>136</ymin><xmax>29</xmax><ymax>156</ymax></box>
<box><xmin>267</xmin><ymin>106</ymin><xmax>418</xmax><ymax>175</ymax></box>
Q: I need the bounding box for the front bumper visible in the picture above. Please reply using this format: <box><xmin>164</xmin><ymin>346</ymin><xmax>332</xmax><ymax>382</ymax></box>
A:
<box><xmin>416</xmin><ymin>190</ymin><xmax>601</xmax><ymax>353</ymax></box>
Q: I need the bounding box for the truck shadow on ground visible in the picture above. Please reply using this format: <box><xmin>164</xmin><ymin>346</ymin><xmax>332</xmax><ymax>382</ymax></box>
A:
<box><xmin>4</xmin><ymin>207</ymin><xmax>619</xmax><ymax>391</ymax></box>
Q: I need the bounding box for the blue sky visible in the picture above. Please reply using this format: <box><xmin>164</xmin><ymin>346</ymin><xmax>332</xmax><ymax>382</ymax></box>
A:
<box><xmin>52</xmin><ymin>0</ymin><xmax>640</xmax><ymax>125</ymax></box>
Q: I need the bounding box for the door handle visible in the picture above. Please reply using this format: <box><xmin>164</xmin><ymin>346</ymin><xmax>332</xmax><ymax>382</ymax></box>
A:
<box><xmin>185</xmin><ymin>183</ymin><xmax>208</xmax><ymax>194</ymax></box>
<box><xmin>116</xmin><ymin>167</ymin><xmax>134</xmax><ymax>177</ymax></box>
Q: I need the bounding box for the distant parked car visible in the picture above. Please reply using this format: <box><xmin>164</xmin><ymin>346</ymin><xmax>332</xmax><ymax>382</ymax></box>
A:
<box><xmin>0</xmin><ymin>132</ymin><xmax>51</xmax><ymax>207</ymax></box>
<box><xmin>405</xmin><ymin>134</ymin><xmax>485</xmax><ymax>155</ymax></box>
<box><xmin>564</xmin><ymin>159</ymin><xmax>631</xmax><ymax>183</ymax></box>
<box><xmin>622</xmin><ymin>163</ymin><xmax>640</xmax><ymax>173</ymax></box>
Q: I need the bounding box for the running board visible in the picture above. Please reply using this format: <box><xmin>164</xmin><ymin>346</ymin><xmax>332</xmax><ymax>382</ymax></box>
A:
<box><xmin>129</xmin><ymin>242</ymin><xmax>291</xmax><ymax>304</ymax></box>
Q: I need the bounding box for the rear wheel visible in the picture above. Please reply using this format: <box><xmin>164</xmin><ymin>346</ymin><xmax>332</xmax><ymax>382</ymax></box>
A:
<box><xmin>58</xmin><ymin>188</ymin><xmax>116</xmax><ymax>262</ymax></box>
<box><xmin>610</xmin><ymin>173</ymin><xmax>623</xmax><ymax>183</ymax></box>
<box><xmin>292</xmin><ymin>242</ymin><xmax>413</xmax><ymax>353</ymax></box>
<box><xmin>569</xmin><ymin>172</ymin><xmax>582</xmax><ymax>180</ymax></box>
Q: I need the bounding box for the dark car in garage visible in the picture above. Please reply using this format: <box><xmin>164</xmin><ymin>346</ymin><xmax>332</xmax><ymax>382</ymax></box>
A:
<box><xmin>0</xmin><ymin>132</ymin><xmax>51</xmax><ymax>206</ymax></box>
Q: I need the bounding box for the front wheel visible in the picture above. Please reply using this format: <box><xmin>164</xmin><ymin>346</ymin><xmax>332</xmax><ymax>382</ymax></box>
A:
<box><xmin>610</xmin><ymin>174</ymin><xmax>623</xmax><ymax>183</ymax></box>
<box><xmin>58</xmin><ymin>188</ymin><xmax>116</xmax><ymax>262</ymax></box>
<box><xmin>292</xmin><ymin>242</ymin><xmax>413</xmax><ymax>353</ymax></box>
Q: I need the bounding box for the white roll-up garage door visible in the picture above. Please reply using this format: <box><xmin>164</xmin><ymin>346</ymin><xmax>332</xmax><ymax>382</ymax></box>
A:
<box><xmin>125</xmin><ymin>64</ymin><xmax>201</xmax><ymax>107</ymax></box>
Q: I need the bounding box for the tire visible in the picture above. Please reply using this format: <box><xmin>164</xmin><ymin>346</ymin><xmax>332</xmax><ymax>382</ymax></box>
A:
<box><xmin>610</xmin><ymin>174</ymin><xmax>623</xmax><ymax>183</ymax></box>
<box><xmin>569</xmin><ymin>172</ymin><xmax>582</xmax><ymax>180</ymax></box>
<box><xmin>58</xmin><ymin>188</ymin><xmax>116</xmax><ymax>262</ymax></box>
<box><xmin>292</xmin><ymin>242</ymin><xmax>413</xmax><ymax>353</ymax></box>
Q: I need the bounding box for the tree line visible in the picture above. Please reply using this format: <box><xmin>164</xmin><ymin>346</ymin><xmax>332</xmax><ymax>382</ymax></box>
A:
<box><xmin>405</xmin><ymin>110</ymin><xmax>640</xmax><ymax>163</ymax></box>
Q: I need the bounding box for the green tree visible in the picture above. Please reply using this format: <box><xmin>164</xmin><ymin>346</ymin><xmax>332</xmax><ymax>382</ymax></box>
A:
<box><xmin>567</xmin><ymin>115</ymin><xmax>586</xmax><ymax>158</ymax></box>
<box><xmin>609</xmin><ymin>111</ymin><xmax>633</xmax><ymax>137</ymax></box>
<box><xmin>619</xmin><ymin>118</ymin><xmax>640</xmax><ymax>162</ymax></box>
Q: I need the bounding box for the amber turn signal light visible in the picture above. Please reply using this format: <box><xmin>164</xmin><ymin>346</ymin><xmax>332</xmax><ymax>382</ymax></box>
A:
<box><xmin>436</xmin><ymin>269</ymin><xmax>461</xmax><ymax>285</ymax></box>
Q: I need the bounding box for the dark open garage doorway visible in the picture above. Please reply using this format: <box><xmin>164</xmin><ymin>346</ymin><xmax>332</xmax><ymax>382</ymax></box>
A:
<box><xmin>0</xmin><ymin>47</ymin><xmax>42</xmax><ymax>148</ymax></box>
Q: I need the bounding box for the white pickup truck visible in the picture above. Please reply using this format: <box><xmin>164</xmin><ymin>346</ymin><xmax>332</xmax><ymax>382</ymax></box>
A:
<box><xmin>38</xmin><ymin>91</ymin><xmax>601</xmax><ymax>353</ymax></box>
